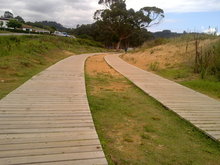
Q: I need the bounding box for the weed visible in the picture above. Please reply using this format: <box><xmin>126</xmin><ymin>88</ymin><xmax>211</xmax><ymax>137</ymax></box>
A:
<box><xmin>149</xmin><ymin>62</ymin><xmax>160</xmax><ymax>71</ymax></box>
<box><xmin>141</xmin><ymin>133</ymin><xmax>151</xmax><ymax>140</ymax></box>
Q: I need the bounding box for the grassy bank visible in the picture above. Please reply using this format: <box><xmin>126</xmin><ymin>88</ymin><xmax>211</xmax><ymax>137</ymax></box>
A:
<box><xmin>0</xmin><ymin>35</ymin><xmax>105</xmax><ymax>99</ymax></box>
<box><xmin>122</xmin><ymin>36</ymin><xmax>220</xmax><ymax>100</ymax></box>
<box><xmin>85</xmin><ymin>55</ymin><xmax>220</xmax><ymax>165</ymax></box>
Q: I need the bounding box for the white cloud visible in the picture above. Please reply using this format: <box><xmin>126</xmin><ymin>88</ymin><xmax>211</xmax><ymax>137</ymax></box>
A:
<box><xmin>126</xmin><ymin>0</ymin><xmax>220</xmax><ymax>13</ymax></box>
<box><xmin>0</xmin><ymin>0</ymin><xmax>100</xmax><ymax>27</ymax></box>
<box><xmin>0</xmin><ymin>0</ymin><xmax>220</xmax><ymax>28</ymax></box>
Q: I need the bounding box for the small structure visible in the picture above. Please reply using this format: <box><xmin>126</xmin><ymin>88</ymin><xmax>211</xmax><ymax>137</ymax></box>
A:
<box><xmin>32</xmin><ymin>27</ymin><xmax>50</xmax><ymax>34</ymax></box>
<box><xmin>22</xmin><ymin>24</ymin><xmax>33</xmax><ymax>32</ymax></box>
<box><xmin>0</xmin><ymin>18</ymin><xmax>9</xmax><ymax>28</ymax></box>
<box><xmin>204</xmin><ymin>27</ymin><xmax>218</xmax><ymax>36</ymax></box>
<box><xmin>21</xmin><ymin>24</ymin><xmax>50</xmax><ymax>34</ymax></box>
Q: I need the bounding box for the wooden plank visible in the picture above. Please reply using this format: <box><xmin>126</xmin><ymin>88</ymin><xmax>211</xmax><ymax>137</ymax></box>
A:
<box><xmin>0</xmin><ymin>120</ymin><xmax>93</xmax><ymax>125</ymax></box>
<box><xmin>0</xmin><ymin>145</ymin><xmax>102</xmax><ymax>158</ymax></box>
<box><xmin>0</xmin><ymin>151</ymin><xmax>106</xmax><ymax>165</ymax></box>
<box><xmin>0</xmin><ymin>139</ymin><xmax>100</xmax><ymax>151</ymax></box>
<box><xmin>0</xmin><ymin>123</ymin><xmax>94</xmax><ymax>129</ymax></box>
<box><xmin>36</xmin><ymin>158</ymin><xmax>108</xmax><ymax>165</ymax></box>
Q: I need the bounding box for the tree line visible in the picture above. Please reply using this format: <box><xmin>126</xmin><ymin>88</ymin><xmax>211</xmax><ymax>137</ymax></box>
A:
<box><xmin>1</xmin><ymin>0</ymin><xmax>164</xmax><ymax>49</ymax></box>
<box><xmin>72</xmin><ymin>0</ymin><xmax>164</xmax><ymax>49</ymax></box>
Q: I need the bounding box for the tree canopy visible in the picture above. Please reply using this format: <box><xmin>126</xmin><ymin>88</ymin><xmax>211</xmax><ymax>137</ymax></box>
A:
<box><xmin>15</xmin><ymin>16</ymin><xmax>25</xmax><ymax>23</ymax></box>
<box><xmin>7</xmin><ymin>19</ymin><xmax>22</xmax><ymax>29</ymax></box>
<box><xmin>94</xmin><ymin>0</ymin><xmax>164</xmax><ymax>49</ymax></box>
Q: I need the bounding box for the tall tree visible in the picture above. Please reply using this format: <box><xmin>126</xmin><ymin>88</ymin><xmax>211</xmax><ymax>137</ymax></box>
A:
<box><xmin>15</xmin><ymin>16</ymin><xmax>25</xmax><ymax>23</ymax></box>
<box><xmin>98</xmin><ymin>0</ymin><xmax>124</xmax><ymax>7</ymax></box>
<box><xmin>94</xmin><ymin>1</ymin><xmax>164</xmax><ymax>49</ymax></box>
<box><xmin>7</xmin><ymin>19</ymin><xmax>22</xmax><ymax>29</ymax></box>
<box><xmin>4</xmin><ymin>11</ymin><xmax>13</xmax><ymax>18</ymax></box>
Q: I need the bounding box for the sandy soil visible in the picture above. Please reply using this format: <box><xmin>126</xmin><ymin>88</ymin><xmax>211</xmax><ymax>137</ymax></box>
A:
<box><xmin>86</xmin><ymin>54</ymin><xmax>131</xmax><ymax>93</ymax></box>
<box><xmin>121</xmin><ymin>39</ymin><xmax>216</xmax><ymax>71</ymax></box>
<box><xmin>86</xmin><ymin>54</ymin><xmax>120</xmax><ymax>76</ymax></box>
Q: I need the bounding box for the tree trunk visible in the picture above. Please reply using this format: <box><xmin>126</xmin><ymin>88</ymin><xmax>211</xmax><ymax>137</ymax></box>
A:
<box><xmin>194</xmin><ymin>39</ymin><xmax>200</xmax><ymax>73</ymax></box>
<box><xmin>116</xmin><ymin>39</ymin><xmax>122</xmax><ymax>50</ymax></box>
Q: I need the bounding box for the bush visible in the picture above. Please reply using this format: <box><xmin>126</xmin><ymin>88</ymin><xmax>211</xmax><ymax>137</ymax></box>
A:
<box><xmin>213</xmin><ymin>39</ymin><xmax>220</xmax><ymax>80</ymax></box>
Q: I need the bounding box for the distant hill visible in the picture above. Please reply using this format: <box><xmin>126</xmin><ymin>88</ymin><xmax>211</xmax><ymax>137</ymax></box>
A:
<box><xmin>153</xmin><ymin>30</ymin><xmax>182</xmax><ymax>38</ymax></box>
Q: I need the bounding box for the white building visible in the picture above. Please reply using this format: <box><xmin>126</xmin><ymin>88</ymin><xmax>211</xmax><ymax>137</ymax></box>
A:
<box><xmin>204</xmin><ymin>27</ymin><xmax>218</xmax><ymax>36</ymax></box>
<box><xmin>0</xmin><ymin>18</ymin><xmax>9</xmax><ymax>28</ymax></box>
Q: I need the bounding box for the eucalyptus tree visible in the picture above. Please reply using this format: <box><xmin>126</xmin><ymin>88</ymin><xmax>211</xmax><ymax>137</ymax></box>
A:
<box><xmin>94</xmin><ymin>0</ymin><xmax>164</xmax><ymax>49</ymax></box>
<box><xmin>98</xmin><ymin>0</ymin><xmax>124</xmax><ymax>7</ymax></box>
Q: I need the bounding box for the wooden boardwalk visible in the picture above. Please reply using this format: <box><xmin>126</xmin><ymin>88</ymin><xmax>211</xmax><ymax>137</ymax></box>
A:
<box><xmin>0</xmin><ymin>54</ymin><xmax>107</xmax><ymax>165</ymax></box>
<box><xmin>105</xmin><ymin>54</ymin><xmax>220</xmax><ymax>141</ymax></box>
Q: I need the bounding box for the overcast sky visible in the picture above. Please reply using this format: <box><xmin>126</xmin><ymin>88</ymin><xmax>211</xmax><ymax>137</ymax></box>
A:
<box><xmin>0</xmin><ymin>0</ymin><xmax>220</xmax><ymax>33</ymax></box>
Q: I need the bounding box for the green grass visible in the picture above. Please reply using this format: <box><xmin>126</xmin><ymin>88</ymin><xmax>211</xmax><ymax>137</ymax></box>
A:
<box><xmin>156</xmin><ymin>67</ymin><xmax>220</xmax><ymax>100</ymax></box>
<box><xmin>181</xmin><ymin>80</ymin><xmax>220</xmax><ymax>99</ymax></box>
<box><xmin>85</xmin><ymin>56</ymin><xmax>220</xmax><ymax>165</ymax></box>
<box><xmin>157</xmin><ymin>66</ymin><xmax>193</xmax><ymax>80</ymax></box>
<box><xmin>0</xmin><ymin>35</ymin><xmax>106</xmax><ymax>99</ymax></box>
<box><xmin>0</xmin><ymin>30</ymin><xmax>10</xmax><ymax>33</ymax></box>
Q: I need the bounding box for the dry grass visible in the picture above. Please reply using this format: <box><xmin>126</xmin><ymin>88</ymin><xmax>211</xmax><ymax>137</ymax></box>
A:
<box><xmin>121</xmin><ymin>39</ymin><xmax>216</xmax><ymax>71</ymax></box>
<box><xmin>121</xmin><ymin>38</ymin><xmax>220</xmax><ymax>100</ymax></box>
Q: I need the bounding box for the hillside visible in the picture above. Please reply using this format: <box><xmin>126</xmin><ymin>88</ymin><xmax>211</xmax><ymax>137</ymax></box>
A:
<box><xmin>121</xmin><ymin>35</ymin><xmax>220</xmax><ymax>99</ymax></box>
<box><xmin>0</xmin><ymin>35</ymin><xmax>105</xmax><ymax>99</ymax></box>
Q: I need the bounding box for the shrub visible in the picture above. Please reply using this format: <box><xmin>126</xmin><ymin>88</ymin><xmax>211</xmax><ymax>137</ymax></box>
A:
<box><xmin>149</xmin><ymin>62</ymin><xmax>160</xmax><ymax>71</ymax></box>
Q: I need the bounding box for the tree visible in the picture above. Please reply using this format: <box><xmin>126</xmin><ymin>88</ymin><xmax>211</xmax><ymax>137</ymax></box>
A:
<box><xmin>0</xmin><ymin>21</ymin><xmax>3</xmax><ymax>28</ymax></box>
<box><xmin>4</xmin><ymin>11</ymin><xmax>13</xmax><ymax>18</ymax></box>
<box><xmin>7</xmin><ymin>19</ymin><xmax>22</xmax><ymax>29</ymax></box>
<box><xmin>98</xmin><ymin>0</ymin><xmax>124</xmax><ymax>7</ymax></box>
<box><xmin>94</xmin><ymin>1</ymin><xmax>164</xmax><ymax>49</ymax></box>
<box><xmin>15</xmin><ymin>16</ymin><xmax>25</xmax><ymax>23</ymax></box>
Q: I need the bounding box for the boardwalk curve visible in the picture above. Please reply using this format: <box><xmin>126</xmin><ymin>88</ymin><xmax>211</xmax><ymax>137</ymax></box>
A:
<box><xmin>105</xmin><ymin>54</ymin><xmax>220</xmax><ymax>141</ymax></box>
<box><xmin>0</xmin><ymin>54</ymin><xmax>107</xmax><ymax>165</ymax></box>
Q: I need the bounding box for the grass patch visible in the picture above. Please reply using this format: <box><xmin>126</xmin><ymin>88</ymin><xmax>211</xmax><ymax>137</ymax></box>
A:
<box><xmin>156</xmin><ymin>67</ymin><xmax>220</xmax><ymax>100</ymax></box>
<box><xmin>0</xmin><ymin>35</ymin><xmax>106</xmax><ymax>99</ymax></box>
<box><xmin>0</xmin><ymin>30</ymin><xmax>10</xmax><ymax>33</ymax></box>
<box><xmin>181</xmin><ymin>80</ymin><xmax>220</xmax><ymax>99</ymax></box>
<box><xmin>157</xmin><ymin>67</ymin><xmax>192</xmax><ymax>80</ymax></box>
<box><xmin>85</xmin><ymin>55</ymin><xmax>220</xmax><ymax>165</ymax></box>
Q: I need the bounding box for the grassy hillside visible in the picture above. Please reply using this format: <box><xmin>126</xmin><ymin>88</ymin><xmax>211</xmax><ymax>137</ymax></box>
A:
<box><xmin>0</xmin><ymin>35</ymin><xmax>105</xmax><ymax>99</ymax></box>
<box><xmin>121</xmin><ymin>35</ymin><xmax>220</xmax><ymax>99</ymax></box>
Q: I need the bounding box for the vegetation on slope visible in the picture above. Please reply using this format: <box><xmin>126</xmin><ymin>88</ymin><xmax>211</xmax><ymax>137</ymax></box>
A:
<box><xmin>121</xmin><ymin>35</ymin><xmax>220</xmax><ymax>99</ymax></box>
<box><xmin>0</xmin><ymin>35</ymin><xmax>105</xmax><ymax>99</ymax></box>
<box><xmin>85</xmin><ymin>55</ymin><xmax>220</xmax><ymax>165</ymax></box>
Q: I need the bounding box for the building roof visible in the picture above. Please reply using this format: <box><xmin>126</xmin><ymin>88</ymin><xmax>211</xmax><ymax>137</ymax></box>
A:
<box><xmin>32</xmin><ymin>27</ymin><xmax>50</xmax><ymax>32</ymax></box>
<box><xmin>22</xmin><ymin>24</ymin><xmax>33</xmax><ymax>29</ymax></box>
<box><xmin>0</xmin><ymin>17</ymin><xmax>10</xmax><ymax>21</ymax></box>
